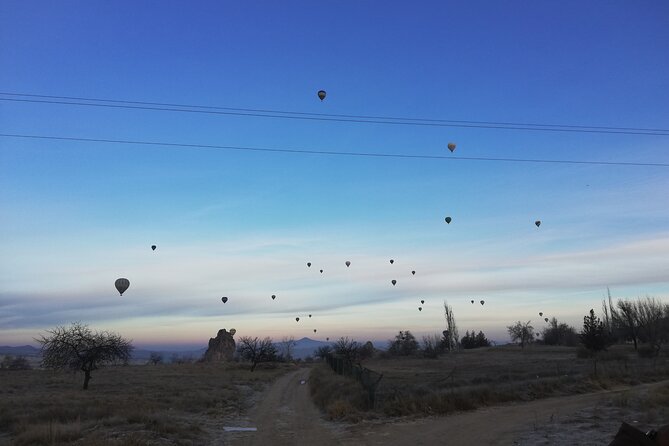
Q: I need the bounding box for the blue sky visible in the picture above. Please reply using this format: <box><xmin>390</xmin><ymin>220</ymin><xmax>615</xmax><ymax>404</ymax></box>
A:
<box><xmin>1</xmin><ymin>1</ymin><xmax>668</xmax><ymax>349</ymax></box>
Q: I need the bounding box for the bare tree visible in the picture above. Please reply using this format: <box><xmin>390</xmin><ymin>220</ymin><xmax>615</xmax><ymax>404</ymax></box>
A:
<box><xmin>332</xmin><ymin>337</ymin><xmax>359</xmax><ymax>362</ymax></box>
<box><xmin>443</xmin><ymin>300</ymin><xmax>459</xmax><ymax>352</ymax></box>
<box><xmin>237</xmin><ymin>336</ymin><xmax>276</xmax><ymax>371</ymax></box>
<box><xmin>36</xmin><ymin>322</ymin><xmax>133</xmax><ymax>390</ymax></box>
<box><xmin>507</xmin><ymin>321</ymin><xmax>534</xmax><ymax>348</ymax></box>
<box><xmin>148</xmin><ymin>352</ymin><xmax>163</xmax><ymax>365</ymax></box>
<box><xmin>616</xmin><ymin>299</ymin><xmax>641</xmax><ymax>350</ymax></box>
<box><xmin>636</xmin><ymin>296</ymin><xmax>669</xmax><ymax>356</ymax></box>
<box><xmin>278</xmin><ymin>336</ymin><xmax>296</xmax><ymax>362</ymax></box>
<box><xmin>421</xmin><ymin>334</ymin><xmax>443</xmax><ymax>358</ymax></box>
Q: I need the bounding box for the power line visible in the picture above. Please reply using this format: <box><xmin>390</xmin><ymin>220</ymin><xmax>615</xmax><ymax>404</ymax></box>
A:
<box><xmin>2</xmin><ymin>133</ymin><xmax>668</xmax><ymax>167</ymax></box>
<box><xmin>1</xmin><ymin>92</ymin><xmax>667</xmax><ymax>136</ymax></box>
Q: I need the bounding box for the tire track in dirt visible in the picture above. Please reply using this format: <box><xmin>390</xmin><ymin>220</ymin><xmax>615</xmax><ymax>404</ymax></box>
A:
<box><xmin>226</xmin><ymin>368</ymin><xmax>340</xmax><ymax>446</ymax></box>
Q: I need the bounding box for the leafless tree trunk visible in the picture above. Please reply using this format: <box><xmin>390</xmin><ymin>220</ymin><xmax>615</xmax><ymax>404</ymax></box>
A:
<box><xmin>443</xmin><ymin>301</ymin><xmax>459</xmax><ymax>352</ymax></box>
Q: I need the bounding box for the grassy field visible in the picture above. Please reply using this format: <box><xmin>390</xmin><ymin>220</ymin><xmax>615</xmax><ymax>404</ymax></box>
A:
<box><xmin>0</xmin><ymin>361</ymin><xmax>293</xmax><ymax>445</ymax></box>
<box><xmin>310</xmin><ymin>344</ymin><xmax>669</xmax><ymax>420</ymax></box>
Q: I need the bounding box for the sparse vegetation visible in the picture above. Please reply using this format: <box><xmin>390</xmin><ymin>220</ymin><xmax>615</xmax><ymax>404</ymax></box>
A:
<box><xmin>0</xmin><ymin>361</ymin><xmax>291</xmax><ymax>444</ymax></box>
<box><xmin>0</xmin><ymin>355</ymin><xmax>32</xmax><ymax>370</ymax></box>
<box><xmin>310</xmin><ymin>344</ymin><xmax>669</xmax><ymax>421</ymax></box>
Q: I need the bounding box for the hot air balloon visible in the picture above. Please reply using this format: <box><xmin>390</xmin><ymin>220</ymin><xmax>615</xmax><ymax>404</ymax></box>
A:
<box><xmin>480</xmin><ymin>300</ymin><xmax>485</xmax><ymax>305</ymax></box>
<box><xmin>230</xmin><ymin>329</ymin><xmax>236</xmax><ymax>336</ymax></box>
<box><xmin>391</xmin><ymin>279</ymin><xmax>397</xmax><ymax>286</ymax></box>
<box><xmin>317</xmin><ymin>90</ymin><xmax>326</xmax><ymax>101</ymax></box>
<box><xmin>309</xmin><ymin>314</ymin><xmax>312</xmax><ymax>318</ymax></box>
<box><xmin>313</xmin><ymin>329</ymin><xmax>317</xmax><ymax>333</ymax></box>
<box><xmin>296</xmin><ymin>317</ymin><xmax>300</xmax><ymax>322</ymax></box>
<box><xmin>544</xmin><ymin>317</ymin><xmax>549</xmax><ymax>322</ymax></box>
<box><xmin>307</xmin><ymin>262</ymin><xmax>311</xmax><ymax>267</ymax></box>
<box><xmin>418</xmin><ymin>307</ymin><xmax>422</xmax><ymax>311</ymax></box>
<box><xmin>271</xmin><ymin>295</ymin><xmax>276</xmax><ymax>300</ymax></box>
<box><xmin>390</xmin><ymin>259</ymin><xmax>394</xmax><ymax>264</ymax></box>
<box><xmin>535</xmin><ymin>220</ymin><xmax>541</xmax><ymax>227</ymax></box>
<box><xmin>471</xmin><ymin>300</ymin><xmax>474</xmax><ymax>304</ymax></box>
<box><xmin>115</xmin><ymin>278</ymin><xmax>129</xmax><ymax>296</ymax></box>
<box><xmin>345</xmin><ymin>260</ymin><xmax>351</xmax><ymax>267</ymax></box>
<box><xmin>539</xmin><ymin>312</ymin><xmax>543</xmax><ymax>317</ymax></box>
<box><xmin>445</xmin><ymin>216</ymin><xmax>452</xmax><ymax>224</ymax></box>
<box><xmin>221</xmin><ymin>296</ymin><xmax>228</xmax><ymax>303</ymax></box>
<box><xmin>447</xmin><ymin>142</ymin><xmax>456</xmax><ymax>152</ymax></box>
<box><xmin>151</xmin><ymin>245</ymin><xmax>156</xmax><ymax>251</ymax></box>
<box><xmin>326</xmin><ymin>337</ymin><xmax>329</xmax><ymax>341</ymax></box>
<box><xmin>411</xmin><ymin>270</ymin><xmax>416</xmax><ymax>275</ymax></box>
<box><xmin>420</xmin><ymin>299</ymin><xmax>425</xmax><ymax>304</ymax></box>
<box><xmin>320</xmin><ymin>269</ymin><xmax>323</xmax><ymax>273</ymax></box>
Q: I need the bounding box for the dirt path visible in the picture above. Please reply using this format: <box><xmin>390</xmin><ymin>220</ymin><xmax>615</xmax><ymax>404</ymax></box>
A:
<box><xmin>226</xmin><ymin>368</ymin><xmax>340</xmax><ymax>446</ymax></box>
<box><xmin>224</xmin><ymin>370</ymin><xmax>667</xmax><ymax>446</ymax></box>
<box><xmin>340</xmin><ymin>381</ymin><xmax>668</xmax><ymax>446</ymax></box>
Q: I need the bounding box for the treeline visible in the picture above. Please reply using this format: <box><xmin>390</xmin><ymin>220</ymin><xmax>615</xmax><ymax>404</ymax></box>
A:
<box><xmin>505</xmin><ymin>295</ymin><xmax>669</xmax><ymax>358</ymax></box>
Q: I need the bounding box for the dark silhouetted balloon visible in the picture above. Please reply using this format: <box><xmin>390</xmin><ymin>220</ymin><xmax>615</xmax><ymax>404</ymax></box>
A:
<box><xmin>411</xmin><ymin>270</ymin><xmax>416</xmax><ymax>275</ymax></box>
<box><xmin>420</xmin><ymin>299</ymin><xmax>425</xmax><ymax>304</ymax></box>
<box><xmin>480</xmin><ymin>300</ymin><xmax>485</xmax><ymax>305</ymax></box>
<box><xmin>320</xmin><ymin>269</ymin><xmax>323</xmax><ymax>273</ymax></box>
<box><xmin>221</xmin><ymin>296</ymin><xmax>228</xmax><ymax>303</ymax></box>
<box><xmin>471</xmin><ymin>300</ymin><xmax>474</xmax><ymax>304</ymax></box>
<box><xmin>391</xmin><ymin>279</ymin><xmax>397</xmax><ymax>286</ymax></box>
<box><xmin>345</xmin><ymin>260</ymin><xmax>351</xmax><ymax>267</ymax></box>
<box><xmin>445</xmin><ymin>216</ymin><xmax>452</xmax><ymax>224</ymax></box>
<box><xmin>535</xmin><ymin>220</ymin><xmax>541</xmax><ymax>227</ymax></box>
<box><xmin>307</xmin><ymin>262</ymin><xmax>311</xmax><ymax>267</ymax></box>
<box><xmin>296</xmin><ymin>317</ymin><xmax>300</xmax><ymax>322</ymax></box>
<box><xmin>313</xmin><ymin>329</ymin><xmax>317</xmax><ymax>333</ymax></box>
<box><xmin>418</xmin><ymin>307</ymin><xmax>422</xmax><ymax>311</ymax></box>
<box><xmin>115</xmin><ymin>278</ymin><xmax>129</xmax><ymax>296</ymax></box>
<box><xmin>309</xmin><ymin>314</ymin><xmax>312</xmax><ymax>318</ymax></box>
<box><xmin>271</xmin><ymin>295</ymin><xmax>276</xmax><ymax>300</ymax></box>
<box><xmin>447</xmin><ymin>142</ymin><xmax>456</xmax><ymax>152</ymax></box>
<box><xmin>151</xmin><ymin>245</ymin><xmax>156</xmax><ymax>251</ymax></box>
<box><xmin>326</xmin><ymin>337</ymin><xmax>329</xmax><ymax>341</ymax></box>
<box><xmin>539</xmin><ymin>312</ymin><xmax>543</xmax><ymax>317</ymax></box>
<box><xmin>390</xmin><ymin>259</ymin><xmax>394</xmax><ymax>264</ymax></box>
<box><xmin>544</xmin><ymin>317</ymin><xmax>549</xmax><ymax>322</ymax></box>
<box><xmin>317</xmin><ymin>90</ymin><xmax>326</xmax><ymax>101</ymax></box>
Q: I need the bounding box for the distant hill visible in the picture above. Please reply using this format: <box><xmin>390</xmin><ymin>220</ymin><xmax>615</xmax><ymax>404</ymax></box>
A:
<box><xmin>0</xmin><ymin>345</ymin><xmax>40</xmax><ymax>356</ymax></box>
<box><xmin>287</xmin><ymin>337</ymin><xmax>331</xmax><ymax>359</ymax></box>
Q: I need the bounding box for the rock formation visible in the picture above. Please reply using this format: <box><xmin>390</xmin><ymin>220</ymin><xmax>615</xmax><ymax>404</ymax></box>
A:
<box><xmin>203</xmin><ymin>329</ymin><xmax>236</xmax><ymax>362</ymax></box>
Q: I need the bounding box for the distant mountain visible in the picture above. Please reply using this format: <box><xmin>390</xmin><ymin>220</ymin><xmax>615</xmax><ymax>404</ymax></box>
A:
<box><xmin>280</xmin><ymin>337</ymin><xmax>331</xmax><ymax>360</ymax></box>
<box><xmin>0</xmin><ymin>345</ymin><xmax>40</xmax><ymax>356</ymax></box>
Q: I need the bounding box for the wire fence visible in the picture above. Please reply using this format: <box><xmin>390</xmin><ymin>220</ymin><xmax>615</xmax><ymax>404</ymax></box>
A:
<box><xmin>325</xmin><ymin>353</ymin><xmax>383</xmax><ymax>407</ymax></box>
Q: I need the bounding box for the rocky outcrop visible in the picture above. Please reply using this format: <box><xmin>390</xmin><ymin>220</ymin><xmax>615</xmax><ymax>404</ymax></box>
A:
<box><xmin>203</xmin><ymin>329</ymin><xmax>236</xmax><ymax>362</ymax></box>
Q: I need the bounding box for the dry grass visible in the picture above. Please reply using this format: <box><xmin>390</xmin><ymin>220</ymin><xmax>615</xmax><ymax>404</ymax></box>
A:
<box><xmin>0</xmin><ymin>361</ymin><xmax>293</xmax><ymax>445</ymax></box>
<box><xmin>310</xmin><ymin>344</ymin><xmax>669</xmax><ymax>421</ymax></box>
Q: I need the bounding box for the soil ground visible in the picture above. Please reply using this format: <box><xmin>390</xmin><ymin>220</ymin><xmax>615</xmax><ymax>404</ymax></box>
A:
<box><xmin>224</xmin><ymin>369</ymin><xmax>668</xmax><ymax>446</ymax></box>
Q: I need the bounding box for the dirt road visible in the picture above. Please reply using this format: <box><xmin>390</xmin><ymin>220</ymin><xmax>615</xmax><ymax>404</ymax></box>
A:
<box><xmin>226</xmin><ymin>368</ymin><xmax>340</xmax><ymax>446</ymax></box>
<box><xmin>225</xmin><ymin>370</ymin><xmax>667</xmax><ymax>446</ymax></box>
